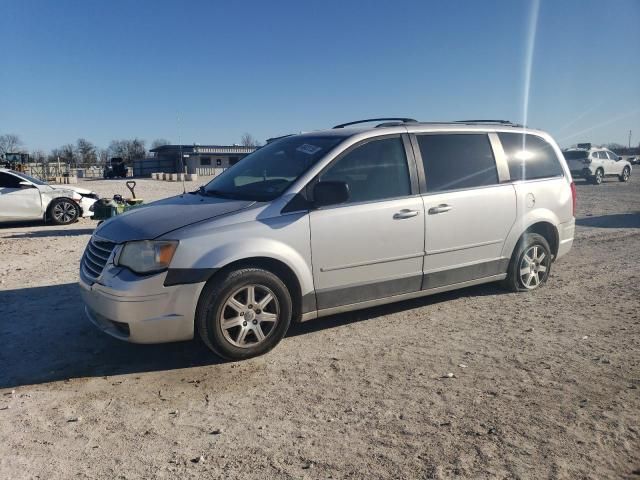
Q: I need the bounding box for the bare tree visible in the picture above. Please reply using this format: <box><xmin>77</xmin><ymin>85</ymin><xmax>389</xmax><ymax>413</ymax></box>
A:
<box><xmin>76</xmin><ymin>138</ymin><xmax>98</xmax><ymax>165</ymax></box>
<box><xmin>47</xmin><ymin>148</ymin><xmax>63</xmax><ymax>164</ymax></box>
<box><xmin>97</xmin><ymin>148</ymin><xmax>109</xmax><ymax>164</ymax></box>
<box><xmin>30</xmin><ymin>149</ymin><xmax>47</xmax><ymax>163</ymax></box>
<box><xmin>108</xmin><ymin>138</ymin><xmax>146</xmax><ymax>162</ymax></box>
<box><xmin>60</xmin><ymin>144</ymin><xmax>78</xmax><ymax>166</ymax></box>
<box><xmin>0</xmin><ymin>134</ymin><xmax>23</xmax><ymax>157</ymax></box>
<box><xmin>151</xmin><ymin>138</ymin><xmax>171</xmax><ymax>149</ymax></box>
<box><xmin>240</xmin><ymin>133</ymin><xmax>260</xmax><ymax>147</ymax></box>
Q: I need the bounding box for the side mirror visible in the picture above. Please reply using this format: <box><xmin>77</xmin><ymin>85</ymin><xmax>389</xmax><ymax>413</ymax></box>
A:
<box><xmin>313</xmin><ymin>181</ymin><xmax>350</xmax><ymax>208</ymax></box>
<box><xmin>19</xmin><ymin>181</ymin><xmax>35</xmax><ymax>188</ymax></box>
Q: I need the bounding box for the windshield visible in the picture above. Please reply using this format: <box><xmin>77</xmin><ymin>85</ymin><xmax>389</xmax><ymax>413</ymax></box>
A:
<box><xmin>13</xmin><ymin>171</ymin><xmax>49</xmax><ymax>185</ymax></box>
<box><xmin>563</xmin><ymin>151</ymin><xmax>588</xmax><ymax>160</ymax></box>
<box><xmin>203</xmin><ymin>136</ymin><xmax>344</xmax><ymax>201</ymax></box>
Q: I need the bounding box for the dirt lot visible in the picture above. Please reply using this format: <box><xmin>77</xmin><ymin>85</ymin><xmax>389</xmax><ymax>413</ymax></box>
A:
<box><xmin>1</xmin><ymin>176</ymin><xmax>638</xmax><ymax>479</ymax></box>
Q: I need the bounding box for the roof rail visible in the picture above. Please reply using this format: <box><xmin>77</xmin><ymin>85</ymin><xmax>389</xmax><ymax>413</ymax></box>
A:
<box><xmin>453</xmin><ymin>119</ymin><xmax>522</xmax><ymax>127</ymax></box>
<box><xmin>333</xmin><ymin>118</ymin><xmax>417</xmax><ymax>129</ymax></box>
<box><xmin>265</xmin><ymin>134</ymin><xmax>295</xmax><ymax>144</ymax></box>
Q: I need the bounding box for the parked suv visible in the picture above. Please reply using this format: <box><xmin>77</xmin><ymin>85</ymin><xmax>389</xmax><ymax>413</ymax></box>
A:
<box><xmin>563</xmin><ymin>143</ymin><xmax>632</xmax><ymax>184</ymax></box>
<box><xmin>80</xmin><ymin>119</ymin><xmax>576</xmax><ymax>360</ymax></box>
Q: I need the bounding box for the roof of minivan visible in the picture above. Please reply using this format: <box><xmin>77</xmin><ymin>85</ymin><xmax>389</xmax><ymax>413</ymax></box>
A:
<box><xmin>291</xmin><ymin>122</ymin><xmax>548</xmax><ymax>139</ymax></box>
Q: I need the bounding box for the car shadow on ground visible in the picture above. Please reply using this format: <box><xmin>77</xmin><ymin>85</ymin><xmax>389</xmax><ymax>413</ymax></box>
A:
<box><xmin>0</xmin><ymin>281</ymin><xmax>508</xmax><ymax>389</ymax></box>
<box><xmin>576</xmin><ymin>213</ymin><xmax>640</xmax><ymax>229</ymax></box>
<box><xmin>3</xmin><ymin>228</ymin><xmax>95</xmax><ymax>238</ymax></box>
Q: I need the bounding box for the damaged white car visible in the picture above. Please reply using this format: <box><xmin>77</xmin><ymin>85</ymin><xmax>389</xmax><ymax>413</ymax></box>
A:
<box><xmin>0</xmin><ymin>168</ymin><xmax>98</xmax><ymax>225</ymax></box>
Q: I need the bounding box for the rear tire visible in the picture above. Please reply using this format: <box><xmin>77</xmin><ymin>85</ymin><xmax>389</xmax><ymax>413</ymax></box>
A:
<box><xmin>196</xmin><ymin>268</ymin><xmax>292</xmax><ymax>360</ymax></box>
<box><xmin>590</xmin><ymin>168</ymin><xmax>604</xmax><ymax>185</ymax></box>
<box><xmin>619</xmin><ymin>166</ymin><xmax>630</xmax><ymax>182</ymax></box>
<box><xmin>48</xmin><ymin>198</ymin><xmax>80</xmax><ymax>225</ymax></box>
<box><xmin>502</xmin><ymin>233</ymin><xmax>552</xmax><ymax>292</ymax></box>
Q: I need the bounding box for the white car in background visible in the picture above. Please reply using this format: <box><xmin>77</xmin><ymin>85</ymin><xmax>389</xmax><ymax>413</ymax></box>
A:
<box><xmin>0</xmin><ymin>168</ymin><xmax>98</xmax><ymax>225</ymax></box>
<box><xmin>563</xmin><ymin>143</ymin><xmax>632</xmax><ymax>184</ymax></box>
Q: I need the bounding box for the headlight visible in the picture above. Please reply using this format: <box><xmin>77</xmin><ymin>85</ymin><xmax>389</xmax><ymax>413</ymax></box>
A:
<box><xmin>116</xmin><ymin>240</ymin><xmax>178</xmax><ymax>274</ymax></box>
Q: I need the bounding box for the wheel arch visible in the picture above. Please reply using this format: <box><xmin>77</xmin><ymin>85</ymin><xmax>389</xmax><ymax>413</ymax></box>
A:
<box><xmin>503</xmin><ymin>217</ymin><xmax>560</xmax><ymax>261</ymax></box>
<box><xmin>200</xmin><ymin>256</ymin><xmax>308</xmax><ymax>323</ymax></box>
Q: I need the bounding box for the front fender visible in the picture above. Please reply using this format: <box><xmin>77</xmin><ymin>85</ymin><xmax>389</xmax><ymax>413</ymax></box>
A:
<box><xmin>193</xmin><ymin>238</ymin><xmax>315</xmax><ymax>295</ymax></box>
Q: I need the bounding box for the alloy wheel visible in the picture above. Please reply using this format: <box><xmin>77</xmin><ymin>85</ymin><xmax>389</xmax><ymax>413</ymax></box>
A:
<box><xmin>519</xmin><ymin>245</ymin><xmax>549</xmax><ymax>290</ymax></box>
<box><xmin>53</xmin><ymin>201</ymin><xmax>77</xmax><ymax>223</ymax></box>
<box><xmin>220</xmin><ymin>284</ymin><xmax>280</xmax><ymax>348</ymax></box>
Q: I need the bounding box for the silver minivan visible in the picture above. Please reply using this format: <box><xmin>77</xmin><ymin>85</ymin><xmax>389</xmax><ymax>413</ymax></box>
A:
<box><xmin>80</xmin><ymin>119</ymin><xmax>576</xmax><ymax>360</ymax></box>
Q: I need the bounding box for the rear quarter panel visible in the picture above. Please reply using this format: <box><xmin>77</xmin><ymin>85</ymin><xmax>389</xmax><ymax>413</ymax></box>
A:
<box><xmin>501</xmin><ymin>177</ymin><xmax>573</xmax><ymax>260</ymax></box>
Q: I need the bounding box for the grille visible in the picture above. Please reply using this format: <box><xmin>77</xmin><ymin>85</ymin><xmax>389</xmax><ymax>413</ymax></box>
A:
<box><xmin>81</xmin><ymin>237</ymin><xmax>116</xmax><ymax>283</ymax></box>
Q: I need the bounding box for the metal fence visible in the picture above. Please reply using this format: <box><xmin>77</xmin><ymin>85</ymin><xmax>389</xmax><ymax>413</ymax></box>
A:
<box><xmin>20</xmin><ymin>162</ymin><xmax>133</xmax><ymax>180</ymax></box>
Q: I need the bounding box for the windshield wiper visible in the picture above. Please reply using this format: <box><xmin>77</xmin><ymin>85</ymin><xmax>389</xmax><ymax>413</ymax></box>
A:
<box><xmin>203</xmin><ymin>189</ymin><xmax>242</xmax><ymax>199</ymax></box>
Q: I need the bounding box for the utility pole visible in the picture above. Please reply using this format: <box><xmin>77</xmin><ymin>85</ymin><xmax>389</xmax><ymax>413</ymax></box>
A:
<box><xmin>629</xmin><ymin>130</ymin><xmax>632</xmax><ymax>149</ymax></box>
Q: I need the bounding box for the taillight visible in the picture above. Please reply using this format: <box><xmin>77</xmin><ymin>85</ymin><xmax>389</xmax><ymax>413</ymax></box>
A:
<box><xmin>570</xmin><ymin>181</ymin><xmax>577</xmax><ymax>217</ymax></box>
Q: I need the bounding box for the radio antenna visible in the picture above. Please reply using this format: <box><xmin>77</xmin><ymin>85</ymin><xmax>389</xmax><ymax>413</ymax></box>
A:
<box><xmin>177</xmin><ymin>113</ymin><xmax>186</xmax><ymax>194</ymax></box>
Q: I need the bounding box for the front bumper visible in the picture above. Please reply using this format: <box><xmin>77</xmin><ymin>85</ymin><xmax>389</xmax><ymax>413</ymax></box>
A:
<box><xmin>79</xmin><ymin>197</ymin><xmax>97</xmax><ymax>218</ymax></box>
<box><xmin>79</xmin><ymin>266</ymin><xmax>205</xmax><ymax>343</ymax></box>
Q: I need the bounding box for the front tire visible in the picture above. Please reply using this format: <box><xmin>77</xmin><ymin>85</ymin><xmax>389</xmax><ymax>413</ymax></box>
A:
<box><xmin>619</xmin><ymin>166</ymin><xmax>630</xmax><ymax>182</ymax></box>
<box><xmin>503</xmin><ymin>233</ymin><xmax>552</xmax><ymax>292</ymax></box>
<box><xmin>196</xmin><ymin>268</ymin><xmax>292</xmax><ymax>360</ymax></box>
<box><xmin>48</xmin><ymin>198</ymin><xmax>80</xmax><ymax>225</ymax></box>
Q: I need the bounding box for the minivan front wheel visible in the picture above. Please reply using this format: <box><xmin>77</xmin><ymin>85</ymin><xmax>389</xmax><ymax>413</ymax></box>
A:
<box><xmin>503</xmin><ymin>233</ymin><xmax>552</xmax><ymax>292</ymax></box>
<box><xmin>196</xmin><ymin>268</ymin><xmax>292</xmax><ymax>360</ymax></box>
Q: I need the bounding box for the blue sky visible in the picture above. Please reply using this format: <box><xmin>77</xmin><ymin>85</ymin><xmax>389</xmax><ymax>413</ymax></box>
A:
<box><xmin>1</xmin><ymin>0</ymin><xmax>639</xmax><ymax>151</ymax></box>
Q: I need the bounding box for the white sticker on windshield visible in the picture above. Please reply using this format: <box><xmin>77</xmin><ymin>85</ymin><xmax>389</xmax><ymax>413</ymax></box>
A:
<box><xmin>296</xmin><ymin>144</ymin><xmax>322</xmax><ymax>155</ymax></box>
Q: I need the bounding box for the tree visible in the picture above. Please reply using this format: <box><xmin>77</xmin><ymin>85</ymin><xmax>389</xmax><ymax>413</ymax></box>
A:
<box><xmin>108</xmin><ymin>138</ymin><xmax>146</xmax><ymax>162</ymax></box>
<box><xmin>60</xmin><ymin>144</ymin><xmax>78</xmax><ymax>166</ymax></box>
<box><xmin>76</xmin><ymin>138</ymin><xmax>97</xmax><ymax>165</ymax></box>
<box><xmin>97</xmin><ymin>148</ymin><xmax>109</xmax><ymax>164</ymax></box>
<box><xmin>151</xmin><ymin>138</ymin><xmax>171</xmax><ymax>149</ymax></box>
<box><xmin>30</xmin><ymin>149</ymin><xmax>47</xmax><ymax>163</ymax></box>
<box><xmin>240</xmin><ymin>133</ymin><xmax>260</xmax><ymax>147</ymax></box>
<box><xmin>0</xmin><ymin>134</ymin><xmax>23</xmax><ymax>157</ymax></box>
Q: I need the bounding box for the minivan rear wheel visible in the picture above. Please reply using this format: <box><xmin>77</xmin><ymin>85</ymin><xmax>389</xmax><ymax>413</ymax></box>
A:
<box><xmin>503</xmin><ymin>233</ymin><xmax>552</xmax><ymax>292</ymax></box>
<box><xmin>196</xmin><ymin>268</ymin><xmax>292</xmax><ymax>360</ymax></box>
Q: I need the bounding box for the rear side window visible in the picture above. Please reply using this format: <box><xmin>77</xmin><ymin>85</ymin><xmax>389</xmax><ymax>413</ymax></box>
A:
<box><xmin>498</xmin><ymin>133</ymin><xmax>563</xmax><ymax>181</ymax></box>
<box><xmin>320</xmin><ymin>136</ymin><xmax>411</xmax><ymax>204</ymax></box>
<box><xmin>0</xmin><ymin>172</ymin><xmax>22</xmax><ymax>188</ymax></box>
<box><xmin>417</xmin><ymin>134</ymin><xmax>498</xmax><ymax>192</ymax></box>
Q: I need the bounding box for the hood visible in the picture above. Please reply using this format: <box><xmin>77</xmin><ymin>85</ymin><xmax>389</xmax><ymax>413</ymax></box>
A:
<box><xmin>95</xmin><ymin>193</ymin><xmax>255</xmax><ymax>243</ymax></box>
<box><xmin>50</xmin><ymin>184</ymin><xmax>94</xmax><ymax>195</ymax></box>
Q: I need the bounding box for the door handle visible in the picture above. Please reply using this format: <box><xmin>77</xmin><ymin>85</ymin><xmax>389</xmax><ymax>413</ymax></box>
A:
<box><xmin>393</xmin><ymin>209</ymin><xmax>420</xmax><ymax>219</ymax></box>
<box><xmin>428</xmin><ymin>204</ymin><xmax>452</xmax><ymax>214</ymax></box>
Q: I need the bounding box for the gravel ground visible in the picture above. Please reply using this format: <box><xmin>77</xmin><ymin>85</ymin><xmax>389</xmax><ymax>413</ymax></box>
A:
<box><xmin>0</xmin><ymin>176</ymin><xmax>638</xmax><ymax>479</ymax></box>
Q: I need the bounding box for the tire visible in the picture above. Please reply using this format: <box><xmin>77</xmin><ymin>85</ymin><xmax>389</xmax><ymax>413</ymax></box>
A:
<box><xmin>502</xmin><ymin>233</ymin><xmax>552</xmax><ymax>292</ymax></box>
<box><xmin>619</xmin><ymin>166</ymin><xmax>630</xmax><ymax>182</ymax></box>
<box><xmin>196</xmin><ymin>268</ymin><xmax>292</xmax><ymax>360</ymax></box>
<box><xmin>590</xmin><ymin>168</ymin><xmax>604</xmax><ymax>185</ymax></box>
<box><xmin>48</xmin><ymin>198</ymin><xmax>80</xmax><ymax>225</ymax></box>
